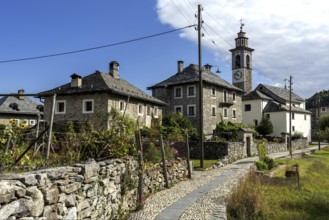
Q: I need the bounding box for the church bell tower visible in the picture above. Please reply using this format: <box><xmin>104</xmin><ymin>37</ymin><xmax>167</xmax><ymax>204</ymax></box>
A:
<box><xmin>230</xmin><ymin>21</ymin><xmax>254</xmax><ymax>93</ymax></box>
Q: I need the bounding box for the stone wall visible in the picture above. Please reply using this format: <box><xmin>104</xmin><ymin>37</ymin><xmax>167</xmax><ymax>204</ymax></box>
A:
<box><xmin>0</xmin><ymin>157</ymin><xmax>188</xmax><ymax>219</ymax></box>
<box><xmin>266</xmin><ymin>138</ymin><xmax>308</xmax><ymax>154</ymax></box>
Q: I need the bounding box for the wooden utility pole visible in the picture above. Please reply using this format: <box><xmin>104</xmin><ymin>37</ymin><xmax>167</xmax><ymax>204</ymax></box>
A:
<box><xmin>46</xmin><ymin>93</ymin><xmax>56</xmax><ymax>163</ymax></box>
<box><xmin>289</xmin><ymin>76</ymin><xmax>293</xmax><ymax>158</ymax></box>
<box><xmin>197</xmin><ymin>4</ymin><xmax>204</xmax><ymax>168</ymax></box>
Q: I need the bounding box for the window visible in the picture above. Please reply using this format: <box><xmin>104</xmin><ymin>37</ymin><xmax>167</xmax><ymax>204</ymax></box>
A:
<box><xmin>292</xmin><ymin>113</ymin><xmax>295</xmax><ymax>120</ymax></box>
<box><xmin>292</xmin><ymin>126</ymin><xmax>295</xmax><ymax>132</ymax></box>
<box><xmin>83</xmin><ymin>99</ymin><xmax>94</xmax><ymax>113</ymax></box>
<box><xmin>304</xmin><ymin>114</ymin><xmax>307</xmax><ymax>120</ymax></box>
<box><xmin>223</xmin><ymin>90</ymin><xmax>227</xmax><ymax>102</ymax></box>
<box><xmin>138</xmin><ymin>104</ymin><xmax>144</xmax><ymax>116</ymax></box>
<box><xmin>30</xmin><ymin>120</ymin><xmax>36</xmax><ymax>126</ymax></box>
<box><xmin>174</xmin><ymin>105</ymin><xmax>183</xmax><ymax>114</ymax></box>
<box><xmin>233</xmin><ymin>109</ymin><xmax>236</xmax><ymax>118</ymax></box>
<box><xmin>245</xmin><ymin>104</ymin><xmax>251</xmax><ymax>111</ymax></box>
<box><xmin>119</xmin><ymin>100</ymin><xmax>126</xmax><ymax>112</ymax></box>
<box><xmin>235</xmin><ymin>55</ymin><xmax>241</xmax><ymax>68</ymax></box>
<box><xmin>153</xmin><ymin>107</ymin><xmax>159</xmax><ymax>118</ymax></box>
<box><xmin>55</xmin><ymin>100</ymin><xmax>66</xmax><ymax>114</ymax></box>
<box><xmin>233</xmin><ymin>92</ymin><xmax>236</xmax><ymax>102</ymax></box>
<box><xmin>321</xmin><ymin>107</ymin><xmax>326</xmax><ymax>112</ymax></box>
<box><xmin>211</xmin><ymin>87</ymin><xmax>216</xmax><ymax>97</ymax></box>
<box><xmin>266</xmin><ymin>114</ymin><xmax>270</xmax><ymax>119</ymax></box>
<box><xmin>211</xmin><ymin>106</ymin><xmax>216</xmax><ymax>116</ymax></box>
<box><xmin>223</xmin><ymin>108</ymin><xmax>228</xmax><ymax>118</ymax></box>
<box><xmin>174</xmin><ymin>87</ymin><xmax>182</xmax><ymax>98</ymax></box>
<box><xmin>187</xmin><ymin>105</ymin><xmax>196</xmax><ymax>117</ymax></box>
<box><xmin>254</xmin><ymin>120</ymin><xmax>258</xmax><ymax>127</ymax></box>
<box><xmin>246</xmin><ymin>55</ymin><xmax>250</xmax><ymax>68</ymax></box>
<box><xmin>146</xmin><ymin>106</ymin><xmax>151</xmax><ymax>116</ymax></box>
<box><xmin>187</xmin><ymin>85</ymin><xmax>196</xmax><ymax>97</ymax></box>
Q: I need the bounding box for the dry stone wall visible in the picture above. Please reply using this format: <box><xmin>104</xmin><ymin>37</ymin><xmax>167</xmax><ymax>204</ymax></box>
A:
<box><xmin>0</xmin><ymin>157</ymin><xmax>188</xmax><ymax>220</ymax></box>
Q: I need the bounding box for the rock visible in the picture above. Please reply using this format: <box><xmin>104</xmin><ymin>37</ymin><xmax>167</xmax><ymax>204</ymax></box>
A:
<box><xmin>17</xmin><ymin>174</ymin><xmax>39</xmax><ymax>186</ymax></box>
<box><xmin>77</xmin><ymin>159</ymin><xmax>100</xmax><ymax>183</ymax></box>
<box><xmin>43</xmin><ymin>205</ymin><xmax>59</xmax><ymax>220</ymax></box>
<box><xmin>26</xmin><ymin>186</ymin><xmax>44</xmax><ymax>217</ymax></box>
<box><xmin>59</xmin><ymin>194</ymin><xmax>76</xmax><ymax>207</ymax></box>
<box><xmin>63</xmin><ymin>207</ymin><xmax>77</xmax><ymax>220</ymax></box>
<box><xmin>59</xmin><ymin>182</ymin><xmax>81</xmax><ymax>194</ymax></box>
<box><xmin>0</xmin><ymin>198</ymin><xmax>32</xmax><ymax>219</ymax></box>
<box><xmin>42</xmin><ymin>184</ymin><xmax>59</xmax><ymax>205</ymax></box>
<box><xmin>0</xmin><ymin>180</ymin><xmax>26</xmax><ymax>204</ymax></box>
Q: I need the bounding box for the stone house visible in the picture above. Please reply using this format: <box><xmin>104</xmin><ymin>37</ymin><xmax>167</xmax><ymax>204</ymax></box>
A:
<box><xmin>37</xmin><ymin>61</ymin><xmax>165</xmax><ymax>129</ymax></box>
<box><xmin>148</xmin><ymin>61</ymin><xmax>244</xmax><ymax>136</ymax></box>
<box><xmin>0</xmin><ymin>89</ymin><xmax>43</xmax><ymax>127</ymax></box>
<box><xmin>305</xmin><ymin>90</ymin><xmax>329</xmax><ymax>131</ymax></box>
<box><xmin>242</xmin><ymin>84</ymin><xmax>311</xmax><ymax>141</ymax></box>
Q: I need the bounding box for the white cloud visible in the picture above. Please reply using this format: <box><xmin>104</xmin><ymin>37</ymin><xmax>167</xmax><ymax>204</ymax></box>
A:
<box><xmin>156</xmin><ymin>0</ymin><xmax>329</xmax><ymax>98</ymax></box>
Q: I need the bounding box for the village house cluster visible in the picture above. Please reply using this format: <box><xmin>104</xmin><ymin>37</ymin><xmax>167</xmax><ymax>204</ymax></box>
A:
<box><xmin>0</xmin><ymin>25</ymin><xmax>314</xmax><ymax>142</ymax></box>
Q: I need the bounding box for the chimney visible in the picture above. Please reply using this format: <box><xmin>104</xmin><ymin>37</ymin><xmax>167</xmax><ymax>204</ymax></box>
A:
<box><xmin>18</xmin><ymin>89</ymin><xmax>25</xmax><ymax>100</ymax></box>
<box><xmin>177</xmin><ymin>60</ymin><xmax>184</xmax><ymax>73</ymax></box>
<box><xmin>70</xmin><ymin>73</ymin><xmax>82</xmax><ymax>87</ymax></box>
<box><xmin>109</xmin><ymin>61</ymin><xmax>120</xmax><ymax>79</ymax></box>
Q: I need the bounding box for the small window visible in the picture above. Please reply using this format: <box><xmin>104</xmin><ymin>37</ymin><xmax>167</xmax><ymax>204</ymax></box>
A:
<box><xmin>55</xmin><ymin>100</ymin><xmax>66</xmax><ymax>114</ymax></box>
<box><xmin>153</xmin><ymin>107</ymin><xmax>159</xmax><ymax>118</ymax></box>
<box><xmin>321</xmin><ymin>107</ymin><xmax>326</xmax><ymax>112</ymax></box>
<box><xmin>119</xmin><ymin>100</ymin><xmax>126</xmax><ymax>112</ymax></box>
<box><xmin>211</xmin><ymin>106</ymin><xmax>216</xmax><ymax>116</ymax></box>
<box><xmin>266</xmin><ymin>114</ymin><xmax>270</xmax><ymax>119</ymax></box>
<box><xmin>187</xmin><ymin>105</ymin><xmax>196</xmax><ymax>117</ymax></box>
<box><xmin>174</xmin><ymin>87</ymin><xmax>182</xmax><ymax>98</ymax></box>
<box><xmin>304</xmin><ymin>114</ymin><xmax>307</xmax><ymax>120</ymax></box>
<box><xmin>223</xmin><ymin>108</ymin><xmax>228</xmax><ymax>118</ymax></box>
<box><xmin>211</xmin><ymin>87</ymin><xmax>216</xmax><ymax>97</ymax></box>
<box><xmin>292</xmin><ymin>113</ymin><xmax>295</xmax><ymax>120</ymax></box>
<box><xmin>245</xmin><ymin>104</ymin><xmax>251</xmax><ymax>112</ymax></box>
<box><xmin>233</xmin><ymin>109</ymin><xmax>236</xmax><ymax>118</ymax></box>
<box><xmin>138</xmin><ymin>104</ymin><xmax>144</xmax><ymax>116</ymax></box>
<box><xmin>187</xmin><ymin>85</ymin><xmax>196</xmax><ymax>97</ymax></box>
<box><xmin>292</xmin><ymin>126</ymin><xmax>295</xmax><ymax>132</ymax></box>
<box><xmin>146</xmin><ymin>106</ymin><xmax>151</xmax><ymax>116</ymax></box>
<box><xmin>30</xmin><ymin>120</ymin><xmax>36</xmax><ymax>126</ymax></box>
<box><xmin>223</xmin><ymin>90</ymin><xmax>227</xmax><ymax>102</ymax></box>
<box><xmin>83</xmin><ymin>99</ymin><xmax>94</xmax><ymax>113</ymax></box>
<box><xmin>254</xmin><ymin>120</ymin><xmax>258</xmax><ymax>127</ymax></box>
<box><xmin>233</xmin><ymin>92</ymin><xmax>236</xmax><ymax>102</ymax></box>
<box><xmin>174</xmin><ymin>105</ymin><xmax>183</xmax><ymax>114</ymax></box>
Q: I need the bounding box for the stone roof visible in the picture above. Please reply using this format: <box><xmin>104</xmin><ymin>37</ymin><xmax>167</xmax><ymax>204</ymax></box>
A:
<box><xmin>242</xmin><ymin>90</ymin><xmax>273</xmax><ymax>101</ymax></box>
<box><xmin>255</xmin><ymin>84</ymin><xmax>304</xmax><ymax>103</ymax></box>
<box><xmin>0</xmin><ymin>96</ymin><xmax>43</xmax><ymax>115</ymax></box>
<box><xmin>37</xmin><ymin>71</ymin><xmax>166</xmax><ymax>106</ymax></box>
<box><xmin>147</xmin><ymin>64</ymin><xmax>244</xmax><ymax>93</ymax></box>
<box><xmin>263</xmin><ymin>101</ymin><xmax>311</xmax><ymax>114</ymax></box>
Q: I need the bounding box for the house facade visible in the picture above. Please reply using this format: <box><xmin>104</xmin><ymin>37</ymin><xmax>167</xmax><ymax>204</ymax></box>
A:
<box><xmin>305</xmin><ymin>90</ymin><xmax>329</xmax><ymax>131</ymax></box>
<box><xmin>0</xmin><ymin>89</ymin><xmax>43</xmax><ymax>127</ymax></box>
<box><xmin>38</xmin><ymin>61</ymin><xmax>165</xmax><ymax>129</ymax></box>
<box><xmin>242</xmin><ymin>84</ymin><xmax>312</xmax><ymax>141</ymax></box>
<box><xmin>148</xmin><ymin>61</ymin><xmax>244</xmax><ymax>136</ymax></box>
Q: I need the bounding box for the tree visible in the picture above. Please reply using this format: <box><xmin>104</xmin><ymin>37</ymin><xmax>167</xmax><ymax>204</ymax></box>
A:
<box><xmin>161</xmin><ymin>112</ymin><xmax>198</xmax><ymax>141</ymax></box>
<box><xmin>256</xmin><ymin>117</ymin><xmax>273</xmax><ymax>137</ymax></box>
<box><xmin>319</xmin><ymin>113</ymin><xmax>329</xmax><ymax>130</ymax></box>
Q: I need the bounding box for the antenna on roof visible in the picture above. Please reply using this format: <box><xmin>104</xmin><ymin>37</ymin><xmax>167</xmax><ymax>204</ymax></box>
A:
<box><xmin>283</xmin><ymin>78</ymin><xmax>288</xmax><ymax>89</ymax></box>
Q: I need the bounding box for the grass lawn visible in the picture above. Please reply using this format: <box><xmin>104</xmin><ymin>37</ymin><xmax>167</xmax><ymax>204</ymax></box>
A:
<box><xmin>191</xmin><ymin>159</ymin><xmax>218</xmax><ymax>171</ymax></box>
<box><xmin>226</xmin><ymin>146</ymin><xmax>329</xmax><ymax>220</ymax></box>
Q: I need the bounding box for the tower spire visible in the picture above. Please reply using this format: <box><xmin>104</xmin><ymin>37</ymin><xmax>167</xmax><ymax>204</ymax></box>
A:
<box><xmin>240</xmin><ymin>18</ymin><xmax>244</xmax><ymax>32</ymax></box>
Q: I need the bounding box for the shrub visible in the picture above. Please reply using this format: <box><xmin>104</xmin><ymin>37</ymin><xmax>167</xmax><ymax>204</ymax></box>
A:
<box><xmin>256</xmin><ymin>161</ymin><xmax>268</xmax><ymax>170</ymax></box>
<box><xmin>256</xmin><ymin>117</ymin><xmax>273</xmax><ymax>137</ymax></box>
<box><xmin>291</xmin><ymin>132</ymin><xmax>304</xmax><ymax>140</ymax></box>
<box><xmin>263</xmin><ymin>156</ymin><xmax>274</xmax><ymax>170</ymax></box>
<box><xmin>256</xmin><ymin>140</ymin><xmax>267</xmax><ymax>161</ymax></box>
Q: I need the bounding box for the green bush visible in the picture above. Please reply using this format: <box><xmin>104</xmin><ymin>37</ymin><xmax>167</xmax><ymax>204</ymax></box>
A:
<box><xmin>263</xmin><ymin>156</ymin><xmax>274</xmax><ymax>170</ymax></box>
<box><xmin>256</xmin><ymin>140</ymin><xmax>267</xmax><ymax>161</ymax></box>
<box><xmin>255</xmin><ymin>161</ymin><xmax>268</xmax><ymax>170</ymax></box>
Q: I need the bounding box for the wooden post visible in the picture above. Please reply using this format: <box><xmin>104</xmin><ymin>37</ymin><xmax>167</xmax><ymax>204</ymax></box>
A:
<box><xmin>4</xmin><ymin>135</ymin><xmax>11</xmax><ymax>154</ymax></box>
<box><xmin>34</xmin><ymin>114</ymin><xmax>41</xmax><ymax>152</ymax></box>
<box><xmin>46</xmin><ymin>94</ymin><xmax>56</xmax><ymax>162</ymax></box>
<box><xmin>186</xmin><ymin>133</ymin><xmax>192</xmax><ymax>179</ymax></box>
<box><xmin>160</xmin><ymin>134</ymin><xmax>169</xmax><ymax>188</ymax></box>
<box><xmin>135</xmin><ymin>130</ymin><xmax>144</xmax><ymax>204</ymax></box>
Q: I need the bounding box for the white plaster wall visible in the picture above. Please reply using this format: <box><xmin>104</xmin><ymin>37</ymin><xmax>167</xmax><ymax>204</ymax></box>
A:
<box><xmin>242</xmin><ymin>99</ymin><xmax>268</xmax><ymax>126</ymax></box>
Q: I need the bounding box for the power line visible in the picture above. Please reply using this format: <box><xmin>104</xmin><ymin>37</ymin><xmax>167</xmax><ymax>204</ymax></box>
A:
<box><xmin>0</xmin><ymin>25</ymin><xmax>196</xmax><ymax>64</ymax></box>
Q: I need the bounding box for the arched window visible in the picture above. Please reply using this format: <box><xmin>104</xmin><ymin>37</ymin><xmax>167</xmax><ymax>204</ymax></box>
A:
<box><xmin>235</xmin><ymin>55</ymin><xmax>241</xmax><ymax>68</ymax></box>
<box><xmin>246</xmin><ymin>55</ymin><xmax>250</xmax><ymax>68</ymax></box>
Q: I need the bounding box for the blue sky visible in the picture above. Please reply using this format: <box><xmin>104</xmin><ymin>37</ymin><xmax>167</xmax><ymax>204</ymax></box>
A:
<box><xmin>1</xmin><ymin>0</ymin><xmax>328</xmax><ymax>99</ymax></box>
